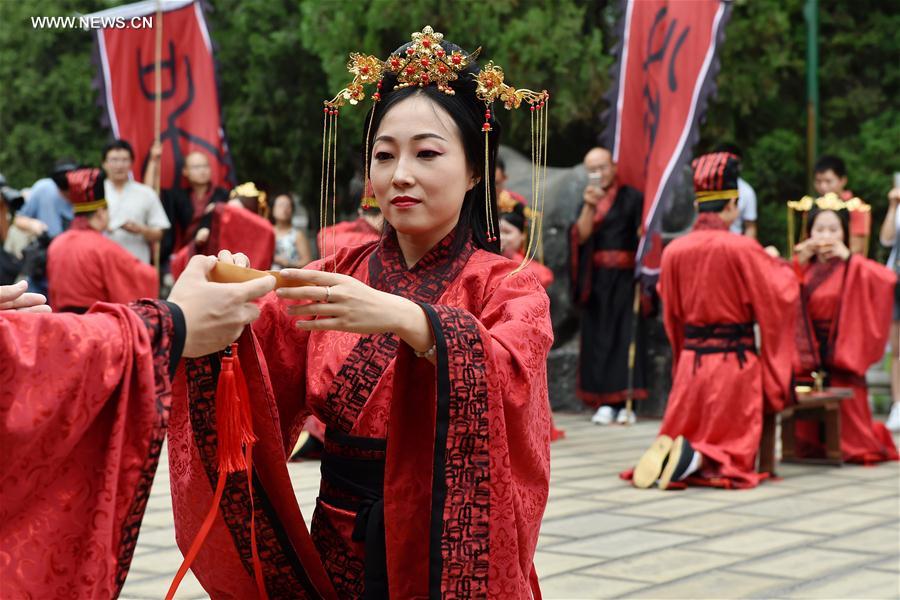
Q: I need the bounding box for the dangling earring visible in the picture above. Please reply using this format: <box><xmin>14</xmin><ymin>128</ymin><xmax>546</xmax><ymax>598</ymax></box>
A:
<box><xmin>482</xmin><ymin>103</ymin><xmax>497</xmax><ymax>243</ymax></box>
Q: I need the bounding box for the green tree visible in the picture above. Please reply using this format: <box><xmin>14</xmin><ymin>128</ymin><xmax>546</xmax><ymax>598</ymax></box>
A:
<box><xmin>0</xmin><ymin>0</ymin><xmax>107</xmax><ymax>187</ymax></box>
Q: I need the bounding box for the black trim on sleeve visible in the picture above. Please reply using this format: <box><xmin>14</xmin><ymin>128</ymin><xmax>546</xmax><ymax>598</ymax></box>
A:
<box><xmin>162</xmin><ymin>300</ymin><xmax>186</xmax><ymax>380</ymax></box>
<box><xmin>417</xmin><ymin>302</ymin><xmax>450</xmax><ymax>600</ymax></box>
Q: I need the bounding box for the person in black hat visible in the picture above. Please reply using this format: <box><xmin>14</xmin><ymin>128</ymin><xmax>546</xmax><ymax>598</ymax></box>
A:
<box><xmin>628</xmin><ymin>151</ymin><xmax>799</xmax><ymax>490</ymax></box>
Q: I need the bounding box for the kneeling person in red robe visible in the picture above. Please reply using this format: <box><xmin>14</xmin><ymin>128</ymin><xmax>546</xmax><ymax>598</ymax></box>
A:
<box><xmin>630</xmin><ymin>152</ymin><xmax>799</xmax><ymax>490</ymax></box>
<box><xmin>47</xmin><ymin>168</ymin><xmax>159</xmax><ymax>312</ymax></box>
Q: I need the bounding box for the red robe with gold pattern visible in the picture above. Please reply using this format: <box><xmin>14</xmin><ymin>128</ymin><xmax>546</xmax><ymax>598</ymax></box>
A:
<box><xmin>168</xmin><ymin>230</ymin><xmax>553</xmax><ymax>598</ymax></box>
<box><xmin>47</xmin><ymin>220</ymin><xmax>159</xmax><ymax>311</ymax></box>
<box><xmin>655</xmin><ymin>214</ymin><xmax>799</xmax><ymax>488</ymax></box>
<box><xmin>0</xmin><ymin>300</ymin><xmax>182</xmax><ymax>599</ymax></box>
<box><xmin>792</xmin><ymin>255</ymin><xmax>898</xmax><ymax>463</ymax></box>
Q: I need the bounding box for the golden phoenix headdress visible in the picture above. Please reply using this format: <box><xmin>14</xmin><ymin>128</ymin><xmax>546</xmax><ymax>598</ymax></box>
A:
<box><xmin>319</xmin><ymin>26</ymin><xmax>550</xmax><ymax>269</ymax></box>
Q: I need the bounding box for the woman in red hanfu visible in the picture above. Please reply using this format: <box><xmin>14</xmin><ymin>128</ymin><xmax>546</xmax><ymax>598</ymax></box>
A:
<box><xmin>790</xmin><ymin>198</ymin><xmax>898</xmax><ymax>464</ymax></box>
<box><xmin>168</xmin><ymin>26</ymin><xmax>554</xmax><ymax>599</ymax></box>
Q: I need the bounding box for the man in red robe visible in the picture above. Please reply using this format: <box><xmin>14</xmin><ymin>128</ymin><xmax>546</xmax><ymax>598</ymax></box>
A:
<box><xmin>170</xmin><ymin>182</ymin><xmax>275</xmax><ymax>278</ymax></box>
<box><xmin>46</xmin><ymin>168</ymin><xmax>159</xmax><ymax>312</ymax></box>
<box><xmin>1</xmin><ymin>254</ymin><xmax>276</xmax><ymax>599</ymax></box>
<box><xmin>629</xmin><ymin>152</ymin><xmax>799</xmax><ymax>490</ymax></box>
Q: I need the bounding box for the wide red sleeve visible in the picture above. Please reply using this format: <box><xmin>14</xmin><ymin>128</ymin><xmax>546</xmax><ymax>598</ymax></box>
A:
<box><xmin>385</xmin><ymin>267</ymin><xmax>553</xmax><ymax>599</ymax></box>
<box><xmin>658</xmin><ymin>245</ymin><xmax>685</xmax><ymax>366</ymax></box>
<box><xmin>832</xmin><ymin>256</ymin><xmax>896</xmax><ymax>375</ymax></box>
<box><xmin>743</xmin><ymin>247</ymin><xmax>799</xmax><ymax>412</ymax></box>
<box><xmin>103</xmin><ymin>242</ymin><xmax>160</xmax><ymax>304</ymax></box>
<box><xmin>167</xmin><ymin>288</ymin><xmax>337</xmax><ymax>600</ymax></box>
<box><xmin>0</xmin><ymin>300</ymin><xmax>180</xmax><ymax>599</ymax></box>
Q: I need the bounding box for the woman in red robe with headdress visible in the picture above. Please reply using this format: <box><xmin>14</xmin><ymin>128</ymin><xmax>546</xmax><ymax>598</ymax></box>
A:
<box><xmin>791</xmin><ymin>205</ymin><xmax>898</xmax><ymax>464</ymax></box>
<box><xmin>168</xmin><ymin>28</ymin><xmax>553</xmax><ymax>599</ymax></box>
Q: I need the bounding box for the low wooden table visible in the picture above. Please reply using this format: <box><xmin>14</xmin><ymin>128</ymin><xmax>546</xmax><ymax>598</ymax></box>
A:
<box><xmin>758</xmin><ymin>388</ymin><xmax>853</xmax><ymax>475</ymax></box>
<box><xmin>781</xmin><ymin>388</ymin><xmax>853</xmax><ymax>466</ymax></box>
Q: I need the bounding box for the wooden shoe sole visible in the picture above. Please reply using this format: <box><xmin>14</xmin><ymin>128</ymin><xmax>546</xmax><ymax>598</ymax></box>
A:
<box><xmin>659</xmin><ymin>435</ymin><xmax>687</xmax><ymax>490</ymax></box>
<box><xmin>633</xmin><ymin>435</ymin><xmax>673</xmax><ymax>489</ymax></box>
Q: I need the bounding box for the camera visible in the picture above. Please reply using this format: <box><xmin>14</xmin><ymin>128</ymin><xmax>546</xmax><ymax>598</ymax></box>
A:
<box><xmin>0</xmin><ymin>173</ymin><xmax>25</xmax><ymax>213</ymax></box>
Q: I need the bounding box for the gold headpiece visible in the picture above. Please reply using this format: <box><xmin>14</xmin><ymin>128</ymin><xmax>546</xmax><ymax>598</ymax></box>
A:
<box><xmin>319</xmin><ymin>26</ymin><xmax>550</xmax><ymax>271</ymax></box>
<box><xmin>786</xmin><ymin>192</ymin><xmax>870</xmax><ymax>257</ymax></box>
<box><xmin>787</xmin><ymin>192</ymin><xmax>869</xmax><ymax>214</ymax></box>
<box><xmin>230</xmin><ymin>181</ymin><xmax>268</xmax><ymax>218</ymax></box>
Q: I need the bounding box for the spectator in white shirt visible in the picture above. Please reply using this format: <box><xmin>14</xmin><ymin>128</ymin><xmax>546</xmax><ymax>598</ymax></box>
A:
<box><xmin>715</xmin><ymin>143</ymin><xmax>757</xmax><ymax>239</ymax></box>
<box><xmin>101</xmin><ymin>139</ymin><xmax>170</xmax><ymax>264</ymax></box>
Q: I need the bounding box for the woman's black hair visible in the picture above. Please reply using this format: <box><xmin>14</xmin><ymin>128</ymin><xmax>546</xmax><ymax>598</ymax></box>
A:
<box><xmin>363</xmin><ymin>40</ymin><xmax>501</xmax><ymax>255</ymax></box>
<box><xmin>806</xmin><ymin>207</ymin><xmax>850</xmax><ymax>249</ymax></box>
<box><xmin>499</xmin><ymin>201</ymin><xmax>526</xmax><ymax>232</ymax></box>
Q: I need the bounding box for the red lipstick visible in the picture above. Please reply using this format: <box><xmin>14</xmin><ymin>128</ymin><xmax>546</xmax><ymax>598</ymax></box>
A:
<box><xmin>390</xmin><ymin>195</ymin><xmax>422</xmax><ymax>208</ymax></box>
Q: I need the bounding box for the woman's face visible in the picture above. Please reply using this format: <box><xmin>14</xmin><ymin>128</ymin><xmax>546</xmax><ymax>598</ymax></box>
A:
<box><xmin>273</xmin><ymin>194</ymin><xmax>293</xmax><ymax>222</ymax></box>
<box><xmin>370</xmin><ymin>94</ymin><xmax>475</xmax><ymax>242</ymax></box>
<box><xmin>810</xmin><ymin>210</ymin><xmax>844</xmax><ymax>244</ymax></box>
<box><xmin>499</xmin><ymin>218</ymin><xmax>524</xmax><ymax>258</ymax></box>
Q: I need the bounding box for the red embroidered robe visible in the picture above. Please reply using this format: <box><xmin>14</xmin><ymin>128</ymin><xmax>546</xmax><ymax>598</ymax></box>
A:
<box><xmin>655</xmin><ymin>213</ymin><xmax>799</xmax><ymax>488</ymax></box>
<box><xmin>170</xmin><ymin>204</ymin><xmax>275</xmax><ymax>278</ymax></box>
<box><xmin>169</xmin><ymin>231</ymin><xmax>553</xmax><ymax>598</ymax></box>
<box><xmin>317</xmin><ymin>217</ymin><xmax>382</xmax><ymax>257</ymax></box>
<box><xmin>792</xmin><ymin>255</ymin><xmax>898</xmax><ymax>463</ymax></box>
<box><xmin>0</xmin><ymin>300</ymin><xmax>181</xmax><ymax>598</ymax></box>
<box><xmin>47</xmin><ymin>220</ymin><xmax>159</xmax><ymax>311</ymax></box>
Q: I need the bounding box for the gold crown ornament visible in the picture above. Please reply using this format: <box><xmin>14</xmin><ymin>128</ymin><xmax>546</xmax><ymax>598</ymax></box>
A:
<box><xmin>229</xmin><ymin>181</ymin><xmax>268</xmax><ymax>218</ymax></box>
<box><xmin>318</xmin><ymin>26</ymin><xmax>550</xmax><ymax>270</ymax></box>
<box><xmin>786</xmin><ymin>192</ymin><xmax>870</xmax><ymax>257</ymax></box>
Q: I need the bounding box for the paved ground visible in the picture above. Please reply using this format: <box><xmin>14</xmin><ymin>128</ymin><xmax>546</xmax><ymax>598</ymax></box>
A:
<box><xmin>123</xmin><ymin>413</ymin><xmax>900</xmax><ymax>599</ymax></box>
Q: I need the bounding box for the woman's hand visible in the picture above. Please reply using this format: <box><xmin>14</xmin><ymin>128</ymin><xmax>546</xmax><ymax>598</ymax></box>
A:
<box><xmin>274</xmin><ymin>268</ymin><xmax>435</xmax><ymax>356</ymax></box>
<box><xmin>793</xmin><ymin>239</ymin><xmax>817</xmax><ymax>265</ymax></box>
<box><xmin>818</xmin><ymin>239</ymin><xmax>851</xmax><ymax>261</ymax></box>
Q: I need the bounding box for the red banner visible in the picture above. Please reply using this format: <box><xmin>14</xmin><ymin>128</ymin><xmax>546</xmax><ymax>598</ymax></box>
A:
<box><xmin>604</xmin><ymin>0</ymin><xmax>731</xmax><ymax>275</ymax></box>
<box><xmin>91</xmin><ymin>0</ymin><xmax>233</xmax><ymax>190</ymax></box>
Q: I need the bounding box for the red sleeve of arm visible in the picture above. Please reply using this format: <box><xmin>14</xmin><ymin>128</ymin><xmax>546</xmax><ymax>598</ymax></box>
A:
<box><xmin>104</xmin><ymin>244</ymin><xmax>160</xmax><ymax>303</ymax></box>
<box><xmin>658</xmin><ymin>249</ymin><xmax>685</xmax><ymax>366</ymax></box>
<box><xmin>0</xmin><ymin>300</ymin><xmax>178</xmax><ymax>599</ymax></box>
<box><xmin>832</xmin><ymin>256</ymin><xmax>896</xmax><ymax>375</ymax></box>
<box><xmin>745</xmin><ymin>247</ymin><xmax>800</xmax><ymax>412</ymax></box>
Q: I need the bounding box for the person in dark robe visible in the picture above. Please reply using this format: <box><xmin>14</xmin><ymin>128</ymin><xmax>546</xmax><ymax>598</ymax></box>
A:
<box><xmin>1</xmin><ymin>253</ymin><xmax>276</xmax><ymax>599</ymax></box>
<box><xmin>168</xmin><ymin>27</ymin><xmax>553</xmax><ymax>599</ymax></box>
<box><xmin>791</xmin><ymin>201</ymin><xmax>898</xmax><ymax>464</ymax></box>
<box><xmin>46</xmin><ymin>168</ymin><xmax>159</xmax><ymax>312</ymax></box>
<box><xmin>169</xmin><ymin>181</ymin><xmax>275</xmax><ymax>278</ymax></box>
<box><xmin>570</xmin><ymin>146</ymin><xmax>647</xmax><ymax>425</ymax></box>
<box><xmin>144</xmin><ymin>145</ymin><xmax>230</xmax><ymax>267</ymax></box>
<box><xmin>627</xmin><ymin>152</ymin><xmax>799</xmax><ymax>490</ymax></box>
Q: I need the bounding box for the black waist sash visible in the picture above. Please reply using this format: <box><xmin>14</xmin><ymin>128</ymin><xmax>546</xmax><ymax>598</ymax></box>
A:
<box><xmin>684</xmin><ymin>322</ymin><xmax>756</xmax><ymax>372</ymax></box>
<box><xmin>319</xmin><ymin>430</ymin><xmax>387</xmax><ymax>600</ymax></box>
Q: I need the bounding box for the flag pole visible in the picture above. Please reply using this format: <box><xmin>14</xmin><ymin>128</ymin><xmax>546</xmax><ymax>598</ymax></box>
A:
<box><xmin>624</xmin><ymin>279</ymin><xmax>640</xmax><ymax>425</ymax></box>
<box><xmin>152</xmin><ymin>0</ymin><xmax>163</xmax><ymax>276</ymax></box>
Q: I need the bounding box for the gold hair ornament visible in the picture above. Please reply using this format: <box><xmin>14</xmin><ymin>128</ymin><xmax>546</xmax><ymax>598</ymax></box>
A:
<box><xmin>319</xmin><ymin>26</ymin><xmax>550</xmax><ymax>271</ymax></box>
<box><xmin>786</xmin><ymin>192</ymin><xmax>869</xmax><ymax>257</ymax></box>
